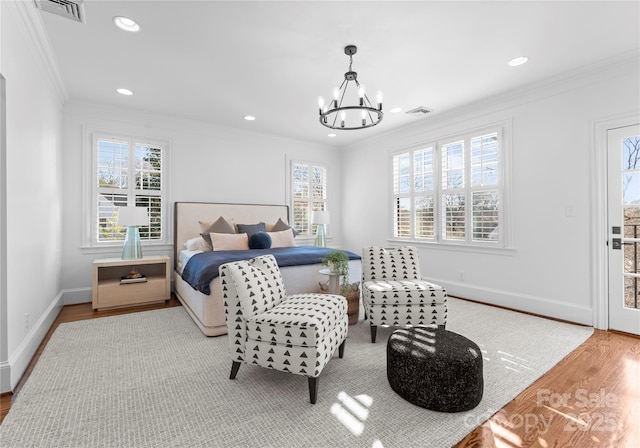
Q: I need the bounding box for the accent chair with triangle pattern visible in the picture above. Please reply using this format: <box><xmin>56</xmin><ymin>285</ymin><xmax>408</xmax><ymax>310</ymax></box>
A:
<box><xmin>362</xmin><ymin>246</ymin><xmax>448</xmax><ymax>343</ymax></box>
<box><xmin>220</xmin><ymin>254</ymin><xmax>348</xmax><ymax>404</ymax></box>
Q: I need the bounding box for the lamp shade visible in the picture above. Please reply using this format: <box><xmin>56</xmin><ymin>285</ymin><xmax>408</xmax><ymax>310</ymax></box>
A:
<box><xmin>117</xmin><ymin>206</ymin><xmax>149</xmax><ymax>227</ymax></box>
<box><xmin>311</xmin><ymin>210</ymin><xmax>330</xmax><ymax>225</ymax></box>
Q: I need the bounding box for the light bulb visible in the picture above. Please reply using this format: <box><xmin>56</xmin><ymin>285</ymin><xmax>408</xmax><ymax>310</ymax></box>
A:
<box><xmin>361</xmin><ymin>110</ymin><xmax>366</xmax><ymax>126</ymax></box>
<box><xmin>340</xmin><ymin>111</ymin><xmax>346</xmax><ymax>128</ymax></box>
<box><xmin>318</xmin><ymin>96</ymin><xmax>325</xmax><ymax>108</ymax></box>
<box><xmin>376</xmin><ymin>90</ymin><xmax>383</xmax><ymax>104</ymax></box>
<box><xmin>358</xmin><ymin>84</ymin><xmax>366</xmax><ymax>106</ymax></box>
<box><xmin>332</xmin><ymin>87</ymin><xmax>340</xmax><ymax>108</ymax></box>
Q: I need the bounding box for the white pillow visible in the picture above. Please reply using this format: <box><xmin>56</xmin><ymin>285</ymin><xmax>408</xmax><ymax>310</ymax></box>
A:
<box><xmin>210</xmin><ymin>232</ymin><xmax>249</xmax><ymax>251</ymax></box>
<box><xmin>268</xmin><ymin>229</ymin><xmax>296</xmax><ymax>248</ymax></box>
<box><xmin>184</xmin><ymin>236</ymin><xmax>211</xmax><ymax>252</ymax></box>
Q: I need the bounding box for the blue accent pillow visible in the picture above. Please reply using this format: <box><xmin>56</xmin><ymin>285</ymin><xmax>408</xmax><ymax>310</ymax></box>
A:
<box><xmin>249</xmin><ymin>231</ymin><xmax>272</xmax><ymax>249</ymax></box>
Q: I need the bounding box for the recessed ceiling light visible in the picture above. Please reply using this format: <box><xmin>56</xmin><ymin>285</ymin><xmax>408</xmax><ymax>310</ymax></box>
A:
<box><xmin>390</xmin><ymin>106</ymin><xmax>402</xmax><ymax>113</ymax></box>
<box><xmin>328</xmin><ymin>133</ymin><xmax>336</xmax><ymax>138</ymax></box>
<box><xmin>508</xmin><ymin>56</ymin><xmax>529</xmax><ymax>67</ymax></box>
<box><xmin>244</xmin><ymin>115</ymin><xmax>256</xmax><ymax>121</ymax></box>
<box><xmin>113</xmin><ymin>16</ymin><xmax>140</xmax><ymax>32</ymax></box>
<box><xmin>116</xmin><ymin>88</ymin><xmax>133</xmax><ymax>96</ymax></box>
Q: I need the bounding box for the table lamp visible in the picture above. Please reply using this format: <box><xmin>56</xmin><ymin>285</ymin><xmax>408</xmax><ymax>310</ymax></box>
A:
<box><xmin>311</xmin><ymin>210</ymin><xmax>330</xmax><ymax>247</ymax></box>
<box><xmin>117</xmin><ymin>206</ymin><xmax>149</xmax><ymax>260</ymax></box>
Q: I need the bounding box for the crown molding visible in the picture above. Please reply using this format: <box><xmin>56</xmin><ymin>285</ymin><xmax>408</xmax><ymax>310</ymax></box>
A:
<box><xmin>345</xmin><ymin>49</ymin><xmax>640</xmax><ymax>150</ymax></box>
<box><xmin>6</xmin><ymin>0</ymin><xmax>69</xmax><ymax>104</ymax></box>
<box><xmin>64</xmin><ymin>99</ymin><xmax>335</xmax><ymax>152</ymax></box>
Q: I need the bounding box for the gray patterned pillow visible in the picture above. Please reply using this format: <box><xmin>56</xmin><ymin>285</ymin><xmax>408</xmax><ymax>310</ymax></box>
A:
<box><xmin>199</xmin><ymin>216</ymin><xmax>235</xmax><ymax>249</ymax></box>
<box><xmin>271</xmin><ymin>218</ymin><xmax>299</xmax><ymax>237</ymax></box>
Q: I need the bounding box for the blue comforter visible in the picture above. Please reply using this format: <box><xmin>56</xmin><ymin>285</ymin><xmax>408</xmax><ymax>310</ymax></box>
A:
<box><xmin>181</xmin><ymin>246</ymin><xmax>361</xmax><ymax>295</ymax></box>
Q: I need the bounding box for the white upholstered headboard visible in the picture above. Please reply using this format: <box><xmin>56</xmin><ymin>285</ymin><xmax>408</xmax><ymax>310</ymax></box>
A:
<box><xmin>173</xmin><ymin>202</ymin><xmax>290</xmax><ymax>266</ymax></box>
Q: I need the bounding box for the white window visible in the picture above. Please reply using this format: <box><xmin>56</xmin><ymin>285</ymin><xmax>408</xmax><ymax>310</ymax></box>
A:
<box><xmin>91</xmin><ymin>132</ymin><xmax>168</xmax><ymax>246</ymax></box>
<box><xmin>290</xmin><ymin>161</ymin><xmax>328</xmax><ymax>237</ymax></box>
<box><xmin>392</xmin><ymin>124</ymin><xmax>506</xmax><ymax>247</ymax></box>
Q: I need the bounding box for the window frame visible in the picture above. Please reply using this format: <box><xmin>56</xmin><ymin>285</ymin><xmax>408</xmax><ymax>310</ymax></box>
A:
<box><xmin>83</xmin><ymin>129</ymin><xmax>171</xmax><ymax>250</ymax></box>
<box><xmin>288</xmin><ymin>159</ymin><xmax>329</xmax><ymax>241</ymax></box>
<box><xmin>390</xmin><ymin>121</ymin><xmax>511</xmax><ymax>250</ymax></box>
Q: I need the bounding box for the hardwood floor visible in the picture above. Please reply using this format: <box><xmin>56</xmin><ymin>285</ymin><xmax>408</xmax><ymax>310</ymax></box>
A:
<box><xmin>454</xmin><ymin>328</ymin><xmax>639</xmax><ymax>447</ymax></box>
<box><xmin>1</xmin><ymin>298</ymin><xmax>638</xmax><ymax>447</ymax></box>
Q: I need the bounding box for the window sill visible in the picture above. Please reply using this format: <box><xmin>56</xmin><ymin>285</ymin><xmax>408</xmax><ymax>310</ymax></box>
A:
<box><xmin>81</xmin><ymin>243</ymin><xmax>173</xmax><ymax>256</ymax></box>
<box><xmin>295</xmin><ymin>236</ymin><xmax>333</xmax><ymax>245</ymax></box>
<box><xmin>386</xmin><ymin>238</ymin><xmax>516</xmax><ymax>256</ymax></box>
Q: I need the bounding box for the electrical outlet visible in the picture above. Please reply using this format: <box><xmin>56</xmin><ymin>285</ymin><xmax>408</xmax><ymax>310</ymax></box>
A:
<box><xmin>25</xmin><ymin>313</ymin><xmax>30</xmax><ymax>331</ymax></box>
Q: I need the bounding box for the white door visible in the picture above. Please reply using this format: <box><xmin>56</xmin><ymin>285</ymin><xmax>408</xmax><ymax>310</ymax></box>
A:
<box><xmin>608</xmin><ymin>124</ymin><xmax>640</xmax><ymax>335</ymax></box>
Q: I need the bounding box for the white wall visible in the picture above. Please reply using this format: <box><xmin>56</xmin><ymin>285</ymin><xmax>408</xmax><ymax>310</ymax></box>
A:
<box><xmin>60</xmin><ymin>102</ymin><xmax>342</xmax><ymax>301</ymax></box>
<box><xmin>341</xmin><ymin>54</ymin><xmax>640</xmax><ymax>326</ymax></box>
<box><xmin>0</xmin><ymin>1</ymin><xmax>65</xmax><ymax>392</ymax></box>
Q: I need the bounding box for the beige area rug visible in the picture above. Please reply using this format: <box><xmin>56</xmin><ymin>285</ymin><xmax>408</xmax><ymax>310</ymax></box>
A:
<box><xmin>0</xmin><ymin>299</ymin><xmax>593</xmax><ymax>447</ymax></box>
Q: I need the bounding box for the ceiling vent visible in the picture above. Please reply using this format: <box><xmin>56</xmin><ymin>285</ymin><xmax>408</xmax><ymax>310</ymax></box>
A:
<box><xmin>405</xmin><ymin>106</ymin><xmax>433</xmax><ymax>117</ymax></box>
<box><xmin>34</xmin><ymin>0</ymin><xmax>85</xmax><ymax>23</ymax></box>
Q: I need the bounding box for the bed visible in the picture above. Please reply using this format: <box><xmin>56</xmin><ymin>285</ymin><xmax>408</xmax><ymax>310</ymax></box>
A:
<box><xmin>173</xmin><ymin>202</ymin><xmax>362</xmax><ymax>336</ymax></box>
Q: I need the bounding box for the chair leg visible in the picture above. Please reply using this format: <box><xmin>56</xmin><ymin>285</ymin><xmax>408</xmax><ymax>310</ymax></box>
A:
<box><xmin>338</xmin><ymin>340</ymin><xmax>346</xmax><ymax>358</ymax></box>
<box><xmin>370</xmin><ymin>325</ymin><xmax>377</xmax><ymax>343</ymax></box>
<box><xmin>230</xmin><ymin>361</ymin><xmax>241</xmax><ymax>379</ymax></box>
<box><xmin>308</xmin><ymin>376</ymin><xmax>319</xmax><ymax>404</ymax></box>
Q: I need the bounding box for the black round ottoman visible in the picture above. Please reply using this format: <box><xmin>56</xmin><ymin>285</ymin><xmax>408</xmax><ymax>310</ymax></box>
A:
<box><xmin>387</xmin><ymin>327</ymin><xmax>483</xmax><ymax>412</ymax></box>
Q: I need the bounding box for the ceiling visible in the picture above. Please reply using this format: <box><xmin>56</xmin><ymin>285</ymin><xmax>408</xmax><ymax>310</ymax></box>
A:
<box><xmin>38</xmin><ymin>0</ymin><xmax>640</xmax><ymax>147</ymax></box>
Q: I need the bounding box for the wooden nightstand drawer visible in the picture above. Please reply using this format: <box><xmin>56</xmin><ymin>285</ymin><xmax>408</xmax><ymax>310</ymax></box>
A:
<box><xmin>92</xmin><ymin>256</ymin><xmax>170</xmax><ymax>310</ymax></box>
<box><xmin>96</xmin><ymin>278</ymin><xmax>168</xmax><ymax>308</ymax></box>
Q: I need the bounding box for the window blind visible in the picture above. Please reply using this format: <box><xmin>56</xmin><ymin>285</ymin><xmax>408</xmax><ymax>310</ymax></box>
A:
<box><xmin>94</xmin><ymin>135</ymin><xmax>166</xmax><ymax>244</ymax></box>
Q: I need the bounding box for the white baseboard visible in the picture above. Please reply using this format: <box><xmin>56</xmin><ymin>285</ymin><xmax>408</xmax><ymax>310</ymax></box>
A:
<box><xmin>432</xmin><ymin>278</ymin><xmax>593</xmax><ymax>326</ymax></box>
<box><xmin>2</xmin><ymin>291</ymin><xmax>64</xmax><ymax>392</ymax></box>
<box><xmin>0</xmin><ymin>361</ymin><xmax>10</xmax><ymax>392</ymax></box>
<box><xmin>62</xmin><ymin>287</ymin><xmax>91</xmax><ymax>305</ymax></box>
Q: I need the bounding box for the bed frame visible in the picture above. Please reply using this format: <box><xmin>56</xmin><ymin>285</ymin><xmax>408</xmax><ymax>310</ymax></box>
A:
<box><xmin>173</xmin><ymin>202</ymin><xmax>361</xmax><ymax>336</ymax></box>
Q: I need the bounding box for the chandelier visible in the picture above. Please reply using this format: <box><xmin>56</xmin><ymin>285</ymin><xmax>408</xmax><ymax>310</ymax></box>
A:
<box><xmin>318</xmin><ymin>45</ymin><xmax>383</xmax><ymax>130</ymax></box>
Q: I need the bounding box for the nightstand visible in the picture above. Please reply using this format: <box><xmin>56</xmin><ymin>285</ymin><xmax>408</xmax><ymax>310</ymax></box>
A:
<box><xmin>92</xmin><ymin>255</ymin><xmax>170</xmax><ymax>310</ymax></box>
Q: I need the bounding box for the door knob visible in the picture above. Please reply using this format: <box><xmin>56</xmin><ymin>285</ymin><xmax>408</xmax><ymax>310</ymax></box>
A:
<box><xmin>612</xmin><ymin>238</ymin><xmax>633</xmax><ymax>250</ymax></box>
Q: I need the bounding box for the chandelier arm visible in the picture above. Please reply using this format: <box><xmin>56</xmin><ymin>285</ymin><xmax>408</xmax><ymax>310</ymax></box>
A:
<box><xmin>330</xmin><ymin>114</ymin><xmax>338</xmax><ymax>129</ymax></box>
<box><xmin>365</xmin><ymin>107</ymin><xmax>375</xmax><ymax>124</ymax></box>
<box><xmin>337</xmin><ymin>79</ymin><xmax>348</xmax><ymax>109</ymax></box>
<box><xmin>362</xmin><ymin>92</ymin><xmax>376</xmax><ymax>108</ymax></box>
